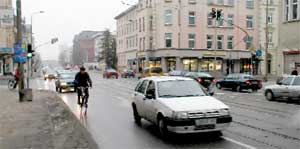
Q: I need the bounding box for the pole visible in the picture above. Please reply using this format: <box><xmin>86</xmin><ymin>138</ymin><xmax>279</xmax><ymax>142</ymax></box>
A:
<box><xmin>26</xmin><ymin>15</ymin><xmax>33</xmax><ymax>88</ymax></box>
<box><xmin>16</xmin><ymin>0</ymin><xmax>25</xmax><ymax>101</ymax></box>
<box><xmin>264</xmin><ymin>0</ymin><xmax>269</xmax><ymax>81</ymax></box>
<box><xmin>214</xmin><ymin>18</ymin><xmax>217</xmax><ymax>71</ymax></box>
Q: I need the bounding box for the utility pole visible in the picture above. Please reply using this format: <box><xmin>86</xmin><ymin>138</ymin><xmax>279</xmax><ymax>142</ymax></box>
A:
<box><xmin>16</xmin><ymin>0</ymin><xmax>25</xmax><ymax>101</ymax></box>
<box><xmin>264</xmin><ymin>0</ymin><xmax>269</xmax><ymax>82</ymax></box>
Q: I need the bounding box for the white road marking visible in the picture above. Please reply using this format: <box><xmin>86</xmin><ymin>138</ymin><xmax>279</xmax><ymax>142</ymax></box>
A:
<box><xmin>221</xmin><ymin>136</ymin><xmax>257</xmax><ymax>149</ymax></box>
<box><xmin>216</xmin><ymin>93</ymin><xmax>226</xmax><ymax>95</ymax></box>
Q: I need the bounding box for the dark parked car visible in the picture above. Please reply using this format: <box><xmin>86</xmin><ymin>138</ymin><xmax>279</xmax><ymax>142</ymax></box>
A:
<box><xmin>103</xmin><ymin>69</ymin><xmax>119</xmax><ymax>79</ymax></box>
<box><xmin>55</xmin><ymin>72</ymin><xmax>76</xmax><ymax>93</ymax></box>
<box><xmin>121</xmin><ymin>69</ymin><xmax>135</xmax><ymax>78</ymax></box>
<box><xmin>168</xmin><ymin>70</ymin><xmax>187</xmax><ymax>76</ymax></box>
<box><xmin>216</xmin><ymin>74</ymin><xmax>262</xmax><ymax>92</ymax></box>
<box><xmin>184</xmin><ymin>72</ymin><xmax>216</xmax><ymax>95</ymax></box>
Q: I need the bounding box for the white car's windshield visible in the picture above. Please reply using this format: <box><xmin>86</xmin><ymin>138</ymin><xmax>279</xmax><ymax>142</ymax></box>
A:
<box><xmin>157</xmin><ymin>80</ymin><xmax>206</xmax><ymax>98</ymax></box>
<box><xmin>60</xmin><ymin>73</ymin><xmax>75</xmax><ymax>79</ymax></box>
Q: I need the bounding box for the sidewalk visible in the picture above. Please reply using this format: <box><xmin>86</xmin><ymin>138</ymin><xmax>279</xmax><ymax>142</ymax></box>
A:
<box><xmin>0</xmin><ymin>87</ymin><xmax>98</xmax><ymax>149</ymax></box>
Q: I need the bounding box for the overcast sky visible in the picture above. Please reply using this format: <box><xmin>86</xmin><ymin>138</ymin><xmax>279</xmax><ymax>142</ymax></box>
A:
<box><xmin>18</xmin><ymin>0</ymin><xmax>137</xmax><ymax>60</ymax></box>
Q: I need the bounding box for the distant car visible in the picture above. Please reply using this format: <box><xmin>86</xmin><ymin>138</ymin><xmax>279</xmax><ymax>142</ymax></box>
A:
<box><xmin>103</xmin><ymin>69</ymin><xmax>119</xmax><ymax>79</ymax></box>
<box><xmin>139</xmin><ymin>67</ymin><xmax>164</xmax><ymax>79</ymax></box>
<box><xmin>132</xmin><ymin>76</ymin><xmax>232</xmax><ymax>136</ymax></box>
<box><xmin>44</xmin><ymin>70</ymin><xmax>57</xmax><ymax>80</ymax></box>
<box><xmin>121</xmin><ymin>69</ymin><xmax>135</xmax><ymax>78</ymax></box>
<box><xmin>185</xmin><ymin>72</ymin><xmax>216</xmax><ymax>95</ymax></box>
<box><xmin>168</xmin><ymin>70</ymin><xmax>187</xmax><ymax>77</ymax></box>
<box><xmin>55</xmin><ymin>72</ymin><xmax>76</xmax><ymax>93</ymax></box>
<box><xmin>216</xmin><ymin>74</ymin><xmax>262</xmax><ymax>92</ymax></box>
<box><xmin>264</xmin><ymin>76</ymin><xmax>300</xmax><ymax>101</ymax></box>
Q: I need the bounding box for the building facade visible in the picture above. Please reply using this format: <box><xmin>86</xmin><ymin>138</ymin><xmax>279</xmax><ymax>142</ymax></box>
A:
<box><xmin>258</xmin><ymin>0</ymin><xmax>280</xmax><ymax>75</ymax></box>
<box><xmin>72</xmin><ymin>31</ymin><xmax>103</xmax><ymax>65</ymax></box>
<box><xmin>278</xmin><ymin>0</ymin><xmax>300</xmax><ymax>74</ymax></box>
<box><xmin>0</xmin><ymin>0</ymin><xmax>15</xmax><ymax>76</ymax></box>
<box><xmin>115</xmin><ymin>0</ymin><xmax>261</xmax><ymax>74</ymax></box>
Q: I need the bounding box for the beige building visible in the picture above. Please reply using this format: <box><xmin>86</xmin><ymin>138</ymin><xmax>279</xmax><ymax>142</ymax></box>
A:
<box><xmin>0</xmin><ymin>0</ymin><xmax>15</xmax><ymax>76</ymax></box>
<box><xmin>278</xmin><ymin>0</ymin><xmax>300</xmax><ymax>75</ymax></box>
<box><xmin>258</xmin><ymin>0</ymin><xmax>280</xmax><ymax>75</ymax></box>
<box><xmin>115</xmin><ymin>0</ymin><xmax>261</xmax><ymax>73</ymax></box>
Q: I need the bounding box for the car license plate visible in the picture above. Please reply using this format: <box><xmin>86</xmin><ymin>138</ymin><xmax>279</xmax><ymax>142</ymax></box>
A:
<box><xmin>195</xmin><ymin>118</ymin><xmax>216</xmax><ymax>126</ymax></box>
<box><xmin>252</xmin><ymin>81</ymin><xmax>258</xmax><ymax>84</ymax></box>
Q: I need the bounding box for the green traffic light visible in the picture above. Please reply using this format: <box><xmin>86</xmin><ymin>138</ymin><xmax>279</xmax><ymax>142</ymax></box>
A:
<box><xmin>27</xmin><ymin>53</ymin><xmax>32</xmax><ymax>58</ymax></box>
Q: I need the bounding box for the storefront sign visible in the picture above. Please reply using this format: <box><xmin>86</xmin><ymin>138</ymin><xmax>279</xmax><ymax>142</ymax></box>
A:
<box><xmin>203</xmin><ymin>51</ymin><xmax>226</xmax><ymax>57</ymax></box>
<box><xmin>13</xmin><ymin>43</ymin><xmax>27</xmax><ymax>63</ymax></box>
<box><xmin>0</xmin><ymin>48</ymin><xmax>14</xmax><ymax>54</ymax></box>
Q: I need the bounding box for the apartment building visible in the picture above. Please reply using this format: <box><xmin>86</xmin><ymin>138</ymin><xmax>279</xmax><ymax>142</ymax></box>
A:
<box><xmin>0</xmin><ymin>0</ymin><xmax>14</xmax><ymax>76</ymax></box>
<box><xmin>115</xmin><ymin>0</ymin><xmax>260</xmax><ymax>73</ymax></box>
<box><xmin>258</xmin><ymin>0</ymin><xmax>280</xmax><ymax>75</ymax></box>
<box><xmin>278</xmin><ymin>0</ymin><xmax>300</xmax><ymax>75</ymax></box>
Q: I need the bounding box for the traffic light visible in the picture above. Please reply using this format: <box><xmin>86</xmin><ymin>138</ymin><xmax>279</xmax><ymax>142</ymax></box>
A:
<box><xmin>27</xmin><ymin>44</ymin><xmax>34</xmax><ymax>58</ymax></box>
<box><xmin>211</xmin><ymin>8</ymin><xmax>217</xmax><ymax>19</ymax></box>
<box><xmin>216</xmin><ymin>9</ymin><xmax>223</xmax><ymax>20</ymax></box>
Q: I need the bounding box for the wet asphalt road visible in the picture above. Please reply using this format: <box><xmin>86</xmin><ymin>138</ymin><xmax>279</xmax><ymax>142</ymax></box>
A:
<box><xmin>33</xmin><ymin>72</ymin><xmax>300</xmax><ymax>149</ymax></box>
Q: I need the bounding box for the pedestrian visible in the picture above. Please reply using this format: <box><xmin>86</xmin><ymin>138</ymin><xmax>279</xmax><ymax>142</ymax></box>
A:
<box><xmin>291</xmin><ymin>68</ymin><xmax>298</xmax><ymax>76</ymax></box>
<box><xmin>226</xmin><ymin>67</ymin><xmax>229</xmax><ymax>75</ymax></box>
<box><xmin>13</xmin><ymin>69</ymin><xmax>19</xmax><ymax>89</ymax></box>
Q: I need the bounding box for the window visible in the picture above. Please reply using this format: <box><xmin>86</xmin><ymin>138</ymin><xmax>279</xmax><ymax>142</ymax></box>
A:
<box><xmin>292</xmin><ymin>77</ymin><xmax>300</xmax><ymax>85</ymax></box>
<box><xmin>217</xmin><ymin>35</ymin><xmax>223</xmax><ymax>49</ymax></box>
<box><xmin>165</xmin><ymin>33</ymin><xmax>172</xmax><ymax>48</ymax></box>
<box><xmin>285</xmin><ymin>0</ymin><xmax>290</xmax><ymax>21</ymax></box>
<box><xmin>142</xmin><ymin>17</ymin><xmax>145</xmax><ymax>32</ymax></box>
<box><xmin>246</xmin><ymin>0</ymin><xmax>254</xmax><ymax>9</ymax></box>
<box><xmin>189</xmin><ymin>0</ymin><xmax>197</xmax><ymax>4</ymax></box>
<box><xmin>246</xmin><ymin>15</ymin><xmax>253</xmax><ymax>29</ymax></box>
<box><xmin>188</xmin><ymin>34</ymin><xmax>195</xmax><ymax>48</ymax></box>
<box><xmin>189</xmin><ymin>11</ymin><xmax>196</xmax><ymax>25</ymax></box>
<box><xmin>282</xmin><ymin>77</ymin><xmax>294</xmax><ymax>85</ymax></box>
<box><xmin>217</xmin><ymin>19</ymin><xmax>224</xmax><ymax>26</ymax></box>
<box><xmin>207</xmin><ymin>0</ymin><xmax>213</xmax><ymax>5</ymax></box>
<box><xmin>139</xmin><ymin>18</ymin><xmax>141</xmax><ymax>32</ymax></box>
<box><xmin>207</xmin><ymin>35</ymin><xmax>213</xmax><ymax>49</ymax></box>
<box><xmin>292</xmin><ymin>0</ymin><xmax>299</xmax><ymax>20</ymax></box>
<box><xmin>268</xmin><ymin>32</ymin><xmax>273</xmax><ymax>43</ymax></box>
<box><xmin>227</xmin><ymin>36</ymin><xmax>234</xmax><ymax>49</ymax></box>
<box><xmin>227</xmin><ymin>14</ymin><xmax>234</xmax><ymax>27</ymax></box>
<box><xmin>228</xmin><ymin>0</ymin><xmax>234</xmax><ymax>6</ymax></box>
<box><xmin>150</xmin><ymin>15</ymin><xmax>153</xmax><ymax>31</ymax></box>
<box><xmin>164</xmin><ymin>10</ymin><xmax>172</xmax><ymax>25</ymax></box>
<box><xmin>218</xmin><ymin>0</ymin><xmax>224</xmax><ymax>5</ymax></box>
<box><xmin>138</xmin><ymin>80</ymin><xmax>149</xmax><ymax>94</ymax></box>
<box><xmin>207</xmin><ymin>13</ymin><xmax>213</xmax><ymax>26</ymax></box>
<box><xmin>246</xmin><ymin>36</ymin><xmax>253</xmax><ymax>49</ymax></box>
<box><xmin>146</xmin><ymin>81</ymin><xmax>156</xmax><ymax>96</ymax></box>
<box><xmin>267</xmin><ymin>13</ymin><xmax>273</xmax><ymax>24</ymax></box>
<box><xmin>149</xmin><ymin>37</ymin><xmax>153</xmax><ymax>50</ymax></box>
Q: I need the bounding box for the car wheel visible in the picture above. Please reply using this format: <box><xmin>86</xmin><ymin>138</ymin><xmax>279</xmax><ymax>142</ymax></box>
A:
<box><xmin>265</xmin><ymin>90</ymin><xmax>274</xmax><ymax>101</ymax></box>
<box><xmin>216</xmin><ymin>83</ymin><xmax>222</xmax><ymax>89</ymax></box>
<box><xmin>158</xmin><ymin>116</ymin><xmax>169</xmax><ymax>137</ymax></box>
<box><xmin>132</xmin><ymin>104</ymin><xmax>141</xmax><ymax>125</ymax></box>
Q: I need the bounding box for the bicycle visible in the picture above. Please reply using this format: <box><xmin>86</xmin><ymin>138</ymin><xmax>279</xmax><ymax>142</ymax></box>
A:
<box><xmin>8</xmin><ymin>79</ymin><xmax>17</xmax><ymax>90</ymax></box>
<box><xmin>77</xmin><ymin>86</ymin><xmax>89</xmax><ymax>110</ymax></box>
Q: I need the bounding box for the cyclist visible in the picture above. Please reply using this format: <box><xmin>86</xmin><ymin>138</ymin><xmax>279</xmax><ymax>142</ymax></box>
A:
<box><xmin>75</xmin><ymin>67</ymin><xmax>92</xmax><ymax>107</ymax></box>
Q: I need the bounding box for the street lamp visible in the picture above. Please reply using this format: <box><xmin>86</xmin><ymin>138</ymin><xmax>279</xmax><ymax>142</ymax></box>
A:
<box><xmin>27</xmin><ymin>11</ymin><xmax>44</xmax><ymax>88</ymax></box>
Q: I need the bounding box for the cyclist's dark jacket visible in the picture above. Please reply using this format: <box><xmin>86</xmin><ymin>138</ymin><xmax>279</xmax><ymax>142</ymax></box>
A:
<box><xmin>75</xmin><ymin>72</ymin><xmax>92</xmax><ymax>87</ymax></box>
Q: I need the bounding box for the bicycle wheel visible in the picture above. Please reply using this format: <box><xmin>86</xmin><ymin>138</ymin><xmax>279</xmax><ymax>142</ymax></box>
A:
<box><xmin>8</xmin><ymin>80</ymin><xmax>15</xmax><ymax>90</ymax></box>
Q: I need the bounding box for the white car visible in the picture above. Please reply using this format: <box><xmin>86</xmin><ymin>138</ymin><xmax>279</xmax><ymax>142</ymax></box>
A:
<box><xmin>131</xmin><ymin>76</ymin><xmax>232</xmax><ymax>136</ymax></box>
<box><xmin>265</xmin><ymin>75</ymin><xmax>300</xmax><ymax>101</ymax></box>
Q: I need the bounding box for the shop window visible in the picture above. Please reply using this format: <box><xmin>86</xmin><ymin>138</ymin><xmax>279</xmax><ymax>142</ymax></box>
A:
<box><xmin>183</xmin><ymin>59</ymin><xmax>198</xmax><ymax>72</ymax></box>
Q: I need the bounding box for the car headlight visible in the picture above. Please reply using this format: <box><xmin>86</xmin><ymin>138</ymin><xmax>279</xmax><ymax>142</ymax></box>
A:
<box><xmin>60</xmin><ymin>82</ymin><xmax>67</xmax><ymax>86</ymax></box>
<box><xmin>173</xmin><ymin>112</ymin><xmax>189</xmax><ymax>119</ymax></box>
<box><xmin>219</xmin><ymin>109</ymin><xmax>230</xmax><ymax>116</ymax></box>
<box><xmin>45</xmin><ymin>74</ymin><xmax>49</xmax><ymax>77</ymax></box>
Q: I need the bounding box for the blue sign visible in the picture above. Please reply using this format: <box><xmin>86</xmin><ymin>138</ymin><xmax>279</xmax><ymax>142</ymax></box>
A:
<box><xmin>0</xmin><ymin>48</ymin><xmax>14</xmax><ymax>54</ymax></box>
<box><xmin>13</xmin><ymin>43</ymin><xmax>27</xmax><ymax>63</ymax></box>
<box><xmin>256</xmin><ymin>50</ymin><xmax>262</xmax><ymax>57</ymax></box>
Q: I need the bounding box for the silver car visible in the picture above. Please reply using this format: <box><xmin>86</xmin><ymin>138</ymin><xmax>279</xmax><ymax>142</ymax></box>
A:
<box><xmin>264</xmin><ymin>76</ymin><xmax>300</xmax><ymax>101</ymax></box>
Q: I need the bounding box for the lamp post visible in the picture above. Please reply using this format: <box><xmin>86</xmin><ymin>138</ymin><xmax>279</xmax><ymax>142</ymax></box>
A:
<box><xmin>27</xmin><ymin>11</ymin><xmax>44</xmax><ymax>88</ymax></box>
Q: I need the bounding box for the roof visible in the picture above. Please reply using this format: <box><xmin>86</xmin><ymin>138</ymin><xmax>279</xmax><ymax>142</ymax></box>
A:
<box><xmin>142</xmin><ymin>76</ymin><xmax>193</xmax><ymax>82</ymax></box>
<box><xmin>114</xmin><ymin>5</ymin><xmax>137</xmax><ymax>20</ymax></box>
